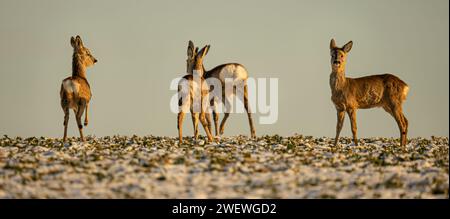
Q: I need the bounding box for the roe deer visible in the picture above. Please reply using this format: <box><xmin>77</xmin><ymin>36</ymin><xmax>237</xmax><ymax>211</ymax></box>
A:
<box><xmin>60</xmin><ymin>35</ymin><xmax>98</xmax><ymax>142</ymax></box>
<box><xmin>177</xmin><ymin>44</ymin><xmax>214</xmax><ymax>144</ymax></box>
<box><xmin>186</xmin><ymin>41</ymin><xmax>256</xmax><ymax>139</ymax></box>
<box><xmin>329</xmin><ymin>39</ymin><xmax>409</xmax><ymax>146</ymax></box>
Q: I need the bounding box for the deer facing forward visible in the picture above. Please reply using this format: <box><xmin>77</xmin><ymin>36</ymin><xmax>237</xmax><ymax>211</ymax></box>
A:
<box><xmin>329</xmin><ymin>39</ymin><xmax>409</xmax><ymax>146</ymax></box>
<box><xmin>60</xmin><ymin>35</ymin><xmax>98</xmax><ymax>142</ymax></box>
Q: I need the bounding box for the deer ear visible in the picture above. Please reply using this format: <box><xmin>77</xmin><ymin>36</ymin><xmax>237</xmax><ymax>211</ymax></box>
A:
<box><xmin>343</xmin><ymin>41</ymin><xmax>353</xmax><ymax>53</ymax></box>
<box><xmin>330</xmin><ymin>39</ymin><xmax>337</xmax><ymax>50</ymax></box>
<box><xmin>204</xmin><ymin>45</ymin><xmax>210</xmax><ymax>56</ymax></box>
<box><xmin>197</xmin><ymin>45</ymin><xmax>208</xmax><ymax>58</ymax></box>
<box><xmin>70</xmin><ymin>36</ymin><xmax>77</xmax><ymax>48</ymax></box>
<box><xmin>187</xmin><ymin>40</ymin><xmax>195</xmax><ymax>58</ymax></box>
<box><xmin>76</xmin><ymin>35</ymin><xmax>84</xmax><ymax>47</ymax></box>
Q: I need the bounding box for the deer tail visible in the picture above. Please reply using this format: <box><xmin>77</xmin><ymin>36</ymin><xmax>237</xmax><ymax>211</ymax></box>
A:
<box><xmin>402</xmin><ymin>85</ymin><xmax>409</xmax><ymax>101</ymax></box>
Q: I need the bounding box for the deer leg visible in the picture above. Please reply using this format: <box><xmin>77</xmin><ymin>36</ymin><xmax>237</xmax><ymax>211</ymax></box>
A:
<box><xmin>212</xmin><ymin>109</ymin><xmax>219</xmax><ymax>136</ymax></box>
<box><xmin>211</xmin><ymin>98</ymin><xmax>220</xmax><ymax>136</ymax></box>
<box><xmin>63</xmin><ymin>107</ymin><xmax>69</xmax><ymax>142</ymax></box>
<box><xmin>177</xmin><ymin>112</ymin><xmax>185</xmax><ymax>144</ymax></box>
<box><xmin>84</xmin><ymin>103</ymin><xmax>89</xmax><ymax>126</ymax></box>
<box><xmin>388</xmin><ymin>107</ymin><xmax>406</xmax><ymax>146</ymax></box>
<box><xmin>74</xmin><ymin>106</ymin><xmax>85</xmax><ymax>142</ymax></box>
<box><xmin>201</xmin><ymin>89</ymin><xmax>213</xmax><ymax>142</ymax></box>
<box><xmin>402</xmin><ymin>115</ymin><xmax>409</xmax><ymax>145</ymax></box>
<box><xmin>347</xmin><ymin>109</ymin><xmax>358</xmax><ymax>145</ymax></box>
<box><xmin>178</xmin><ymin>84</ymin><xmax>191</xmax><ymax>145</ymax></box>
<box><xmin>219</xmin><ymin>114</ymin><xmax>230</xmax><ymax>136</ymax></box>
<box><xmin>206</xmin><ymin>112</ymin><xmax>213</xmax><ymax>137</ymax></box>
<box><xmin>334</xmin><ymin>110</ymin><xmax>345</xmax><ymax>146</ymax></box>
<box><xmin>242</xmin><ymin>84</ymin><xmax>256</xmax><ymax>138</ymax></box>
<box><xmin>219</xmin><ymin>97</ymin><xmax>232</xmax><ymax>136</ymax></box>
<box><xmin>383</xmin><ymin>105</ymin><xmax>406</xmax><ymax>146</ymax></box>
<box><xmin>191</xmin><ymin>112</ymin><xmax>199</xmax><ymax>140</ymax></box>
<box><xmin>391</xmin><ymin>108</ymin><xmax>407</xmax><ymax>146</ymax></box>
<box><xmin>199</xmin><ymin>111</ymin><xmax>214</xmax><ymax>142</ymax></box>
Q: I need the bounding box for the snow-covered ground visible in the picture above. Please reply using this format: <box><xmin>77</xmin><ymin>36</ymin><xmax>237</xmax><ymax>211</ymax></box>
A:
<box><xmin>0</xmin><ymin>135</ymin><xmax>448</xmax><ymax>198</ymax></box>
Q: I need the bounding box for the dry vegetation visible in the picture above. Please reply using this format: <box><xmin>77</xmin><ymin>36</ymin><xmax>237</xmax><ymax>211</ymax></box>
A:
<box><xmin>0</xmin><ymin>135</ymin><xmax>448</xmax><ymax>198</ymax></box>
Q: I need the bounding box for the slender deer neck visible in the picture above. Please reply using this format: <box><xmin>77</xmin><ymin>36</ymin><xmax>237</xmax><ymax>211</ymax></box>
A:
<box><xmin>193</xmin><ymin>66</ymin><xmax>204</xmax><ymax>78</ymax></box>
<box><xmin>72</xmin><ymin>54</ymin><xmax>87</xmax><ymax>79</ymax></box>
<box><xmin>193</xmin><ymin>59</ymin><xmax>207</xmax><ymax>78</ymax></box>
<box><xmin>330</xmin><ymin>65</ymin><xmax>347</xmax><ymax>90</ymax></box>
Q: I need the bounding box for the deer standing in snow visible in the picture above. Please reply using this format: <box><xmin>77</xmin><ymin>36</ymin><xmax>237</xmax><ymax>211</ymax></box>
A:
<box><xmin>186</xmin><ymin>41</ymin><xmax>256</xmax><ymax>139</ymax></box>
<box><xmin>329</xmin><ymin>39</ymin><xmax>409</xmax><ymax>146</ymax></box>
<box><xmin>177</xmin><ymin>44</ymin><xmax>214</xmax><ymax>144</ymax></box>
<box><xmin>60</xmin><ymin>35</ymin><xmax>97</xmax><ymax>142</ymax></box>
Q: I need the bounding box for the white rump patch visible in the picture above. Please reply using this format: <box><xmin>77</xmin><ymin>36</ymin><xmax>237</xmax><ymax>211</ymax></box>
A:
<box><xmin>63</xmin><ymin>80</ymin><xmax>79</xmax><ymax>95</ymax></box>
<box><xmin>219</xmin><ymin>65</ymin><xmax>248</xmax><ymax>83</ymax></box>
<box><xmin>403</xmin><ymin>86</ymin><xmax>409</xmax><ymax>99</ymax></box>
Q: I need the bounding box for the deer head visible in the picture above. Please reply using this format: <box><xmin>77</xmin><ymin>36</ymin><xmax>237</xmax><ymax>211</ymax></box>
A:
<box><xmin>186</xmin><ymin>40</ymin><xmax>198</xmax><ymax>75</ymax></box>
<box><xmin>71</xmin><ymin>35</ymin><xmax>98</xmax><ymax>68</ymax></box>
<box><xmin>330</xmin><ymin>39</ymin><xmax>352</xmax><ymax>73</ymax></box>
<box><xmin>193</xmin><ymin>44</ymin><xmax>210</xmax><ymax>77</ymax></box>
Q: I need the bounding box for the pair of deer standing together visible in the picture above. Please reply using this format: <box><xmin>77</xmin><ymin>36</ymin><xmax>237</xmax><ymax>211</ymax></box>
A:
<box><xmin>60</xmin><ymin>36</ymin><xmax>409</xmax><ymax>147</ymax></box>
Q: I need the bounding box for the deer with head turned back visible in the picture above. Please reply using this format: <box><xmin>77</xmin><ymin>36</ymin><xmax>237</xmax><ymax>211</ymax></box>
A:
<box><xmin>60</xmin><ymin>35</ymin><xmax>98</xmax><ymax>142</ymax></box>
<box><xmin>329</xmin><ymin>39</ymin><xmax>409</xmax><ymax>146</ymax></box>
<box><xmin>186</xmin><ymin>41</ymin><xmax>256</xmax><ymax>139</ymax></box>
<box><xmin>177</xmin><ymin>43</ymin><xmax>214</xmax><ymax>144</ymax></box>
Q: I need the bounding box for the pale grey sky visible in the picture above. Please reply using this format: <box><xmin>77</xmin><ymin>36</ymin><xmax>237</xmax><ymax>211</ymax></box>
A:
<box><xmin>0</xmin><ymin>0</ymin><xmax>448</xmax><ymax>138</ymax></box>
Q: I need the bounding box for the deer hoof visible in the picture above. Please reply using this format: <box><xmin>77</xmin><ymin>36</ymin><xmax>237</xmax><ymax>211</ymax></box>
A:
<box><xmin>84</xmin><ymin>121</ymin><xmax>88</xmax><ymax>126</ymax></box>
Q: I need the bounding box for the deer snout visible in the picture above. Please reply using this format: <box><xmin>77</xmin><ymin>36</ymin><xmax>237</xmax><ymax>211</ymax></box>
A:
<box><xmin>94</xmin><ymin>58</ymin><xmax>98</xmax><ymax>63</ymax></box>
<box><xmin>333</xmin><ymin>60</ymin><xmax>341</xmax><ymax>65</ymax></box>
